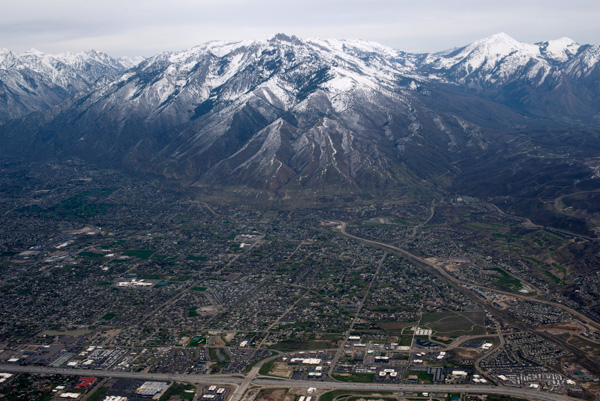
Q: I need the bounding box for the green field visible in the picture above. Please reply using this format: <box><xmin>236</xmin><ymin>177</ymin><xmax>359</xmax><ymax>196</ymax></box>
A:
<box><xmin>258</xmin><ymin>359</ymin><xmax>276</xmax><ymax>375</ymax></box>
<box><xmin>159</xmin><ymin>383</ymin><xmax>195</xmax><ymax>401</ymax></box>
<box><xmin>492</xmin><ymin>267</ymin><xmax>522</xmax><ymax>292</ymax></box>
<box><xmin>46</xmin><ymin>189</ymin><xmax>115</xmax><ymax>218</ymax></box>
<box><xmin>492</xmin><ymin>233</ymin><xmax>522</xmax><ymax>239</ymax></box>
<box><xmin>268</xmin><ymin>339</ymin><xmax>331</xmax><ymax>351</ymax></box>
<box><xmin>87</xmin><ymin>388</ymin><xmax>108</xmax><ymax>401</ymax></box>
<box><xmin>319</xmin><ymin>390</ymin><xmax>393</xmax><ymax>401</ymax></box>
<box><xmin>243</xmin><ymin>351</ymin><xmax>276</xmax><ymax>374</ymax></box>
<box><xmin>523</xmin><ymin>256</ymin><xmax>544</xmax><ymax>266</ymax></box>
<box><xmin>186</xmin><ymin>336</ymin><xmax>206</xmax><ymax>347</ymax></box>
<box><xmin>420</xmin><ymin>311</ymin><xmax>485</xmax><ymax>337</ymax></box>
<box><xmin>552</xmin><ymin>263</ymin><xmax>567</xmax><ymax>274</ymax></box>
<box><xmin>375</xmin><ymin>320</ymin><xmax>416</xmax><ymax>335</ymax></box>
<box><xmin>543</xmin><ymin>271</ymin><xmax>566</xmax><ymax>286</ymax></box>
<box><xmin>331</xmin><ymin>372</ymin><xmax>375</xmax><ymax>383</ymax></box>
<box><xmin>465</xmin><ymin>223</ymin><xmax>497</xmax><ymax>231</ymax></box>
<box><xmin>406</xmin><ymin>370</ymin><xmax>434</xmax><ymax>383</ymax></box>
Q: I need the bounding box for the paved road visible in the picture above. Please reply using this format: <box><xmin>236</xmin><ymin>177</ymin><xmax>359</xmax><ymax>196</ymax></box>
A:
<box><xmin>487</xmin><ymin>201</ymin><xmax>596</xmax><ymax>242</ymax></box>
<box><xmin>229</xmin><ymin>353</ymin><xmax>281</xmax><ymax>401</ymax></box>
<box><xmin>0</xmin><ymin>364</ymin><xmax>244</xmax><ymax>385</ymax></box>
<box><xmin>252</xmin><ymin>379</ymin><xmax>580</xmax><ymax>401</ymax></box>
<box><xmin>329</xmin><ymin>252</ymin><xmax>386</xmax><ymax>376</ymax></box>
<box><xmin>338</xmin><ymin>222</ymin><xmax>600</xmax><ymax>331</ymax></box>
<box><xmin>0</xmin><ymin>364</ymin><xmax>581</xmax><ymax>401</ymax></box>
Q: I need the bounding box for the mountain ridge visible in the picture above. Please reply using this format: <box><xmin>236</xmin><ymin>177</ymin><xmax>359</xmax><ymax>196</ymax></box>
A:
<box><xmin>0</xmin><ymin>48</ymin><xmax>139</xmax><ymax>124</ymax></box>
<box><xmin>1</xmin><ymin>33</ymin><xmax>599</xmax><ymax>201</ymax></box>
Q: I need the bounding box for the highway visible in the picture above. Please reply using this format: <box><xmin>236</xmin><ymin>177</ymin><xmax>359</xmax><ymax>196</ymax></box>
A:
<box><xmin>337</xmin><ymin>222</ymin><xmax>600</xmax><ymax>331</ymax></box>
<box><xmin>0</xmin><ymin>364</ymin><xmax>243</xmax><ymax>385</ymax></box>
<box><xmin>253</xmin><ymin>378</ymin><xmax>582</xmax><ymax>401</ymax></box>
<box><xmin>1</xmin><ymin>218</ymin><xmax>593</xmax><ymax>401</ymax></box>
<box><xmin>0</xmin><ymin>364</ymin><xmax>582</xmax><ymax>401</ymax></box>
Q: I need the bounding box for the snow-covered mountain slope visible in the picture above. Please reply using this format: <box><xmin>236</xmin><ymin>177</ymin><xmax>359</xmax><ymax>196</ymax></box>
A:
<box><xmin>0</xmin><ymin>49</ymin><xmax>131</xmax><ymax>124</ymax></box>
<box><xmin>117</xmin><ymin>56</ymin><xmax>146</xmax><ymax>69</ymax></box>
<box><xmin>415</xmin><ymin>33</ymin><xmax>600</xmax><ymax>118</ymax></box>
<box><xmin>565</xmin><ymin>44</ymin><xmax>600</xmax><ymax>78</ymax></box>
<box><xmin>1</xmin><ymin>33</ymin><xmax>599</xmax><ymax>192</ymax></box>
<box><xmin>31</xmin><ymin>35</ymin><xmax>528</xmax><ymax>190</ymax></box>
<box><xmin>420</xmin><ymin>32</ymin><xmax>579</xmax><ymax>87</ymax></box>
<box><xmin>537</xmin><ymin>37</ymin><xmax>581</xmax><ymax>63</ymax></box>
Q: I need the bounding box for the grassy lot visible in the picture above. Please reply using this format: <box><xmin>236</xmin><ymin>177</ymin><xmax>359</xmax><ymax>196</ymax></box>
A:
<box><xmin>523</xmin><ymin>256</ymin><xmax>544</xmax><ymax>266</ymax></box>
<box><xmin>50</xmin><ymin>196</ymin><xmax>111</xmax><ymax>218</ymax></box>
<box><xmin>319</xmin><ymin>390</ymin><xmax>393</xmax><ymax>401</ymax></box>
<box><xmin>492</xmin><ymin>233</ymin><xmax>522</xmax><ymax>239</ymax></box>
<box><xmin>492</xmin><ymin>267</ymin><xmax>522</xmax><ymax>292</ymax></box>
<box><xmin>331</xmin><ymin>373</ymin><xmax>375</xmax><ymax>383</ymax></box>
<box><xmin>552</xmin><ymin>263</ymin><xmax>567</xmax><ymax>274</ymax></box>
<box><xmin>186</xmin><ymin>336</ymin><xmax>206</xmax><ymax>347</ymax></box>
<box><xmin>465</xmin><ymin>223</ymin><xmax>497</xmax><ymax>231</ymax></box>
<box><xmin>485</xmin><ymin>396</ymin><xmax>530</xmax><ymax>401</ymax></box>
<box><xmin>406</xmin><ymin>370</ymin><xmax>433</xmax><ymax>383</ymax></box>
<box><xmin>243</xmin><ymin>352</ymin><xmax>276</xmax><ymax>374</ymax></box>
<box><xmin>347</xmin><ymin>397</ymin><xmax>395</xmax><ymax>401</ymax></box>
<box><xmin>543</xmin><ymin>271</ymin><xmax>566</xmax><ymax>286</ymax></box>
<box><xmin>375</xmin><ymin>321</ymin><xmax>416</xmax><ymax>335</ymax></box>
<box><xmin>258</xmin><ymin>359</ymin><xmax>276</xmax><ymax>375</ymax></box>
<box><xmin>268</xmin><ymin>339</ymin><xmax>331</xmax><ymax>351</ymax></box>
<box><xmin>158</xmin><ymin>383</ymin><xmax>195</xmax><ymax>401</ymax></box>
<box><xmin>87</xmin><ymin>388</ymin><xmax>108</xmax><ymax>401</ymax></box>
<box><xmin>420</xmin><ymin>312</ymin><xmax>485</xmax><ymax>337</ymax></box>
<box><xmin>396</xmin><ymin>336</ymin><xmax>413</xmax><ymax>346</ymax></box>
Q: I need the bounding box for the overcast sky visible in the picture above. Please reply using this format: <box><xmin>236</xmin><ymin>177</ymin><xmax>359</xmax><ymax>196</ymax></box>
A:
<box><xmin>2</xmin><ymin>0</ymin><xmax>599</xmax><ymax>57</ymax></box>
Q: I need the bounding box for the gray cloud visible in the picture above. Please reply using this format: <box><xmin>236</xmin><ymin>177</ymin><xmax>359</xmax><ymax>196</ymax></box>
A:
<box><xmin>2</xmin><ymin>0</ymin><xmax>599</xmax><ymax>56</ymax></box>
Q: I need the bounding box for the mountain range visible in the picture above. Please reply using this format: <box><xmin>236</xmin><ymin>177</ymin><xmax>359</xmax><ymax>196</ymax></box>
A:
<box><xmin>1</xmin><ymin>33</ymin><xmax>600</xmax><ymax>229</ymax></box>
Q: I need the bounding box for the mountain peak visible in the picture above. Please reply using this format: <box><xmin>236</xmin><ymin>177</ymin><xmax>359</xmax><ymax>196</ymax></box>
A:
<box><xmin>268</xmin><ymin>33</ymin><xmax>302</xmax><ymax>43</ymax></box>
<box><xmin>472</xmin><ymin>32</ymin><xmax>533</xmax><ymax>53</ymax></box>
<box><xmin>537</xmin><ymin>37</ymin><xmax>580</xmax><ymax>63</ymax></box>
<box><xmin>427</xmin><ymin>32</ymin><xmax>541</xmax><ymax>78</ymax></box>
<box><xmin>1</xmin><ymin>34</ymin><xmax>600</xmax><ymax>193</ymax></box>
<box><xmin>484</xmin><ymin>32</ymin><xmax>518</xmax><ymax>43</ymax></box>
<box><xmin>25</xmin><ymin>48</ymin><xmax>45</xmax><ymax>56</ymax></box>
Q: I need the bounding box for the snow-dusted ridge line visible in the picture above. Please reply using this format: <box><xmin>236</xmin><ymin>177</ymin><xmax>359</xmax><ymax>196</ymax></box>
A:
<box><xmin>1</xmin><ymin>32</ymin><xmax>598</xmax><ymax>130</ymax></box>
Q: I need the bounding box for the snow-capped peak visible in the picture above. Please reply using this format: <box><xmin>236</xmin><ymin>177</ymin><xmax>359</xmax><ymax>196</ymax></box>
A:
<box><xmin>437</xmin><ymin>32</ymin><xmax>540</xmax><ymax>69</ymax></box>
<box><xmin>537</xmin><ymin>37</ymin><xmax>580</xmax><ymax>63</ymax></box>
<box><xmin>0</xmin><ymin>46</ymin><xmax>132</xmax><ymax>123</ymax></box>
<box><xmin>421</xmin><ymin>33</ymin><xmax>561</xmax><ymax>86</ymax></box>
<box><xmin>25</xmin><ymin>48</ymin><xmax>45</xmax><ymax>56</ymax></box>
<box><xmin>0</xmin><ymin>48</ymin><xmax>14</xmax><ymax>66</ymax></box>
